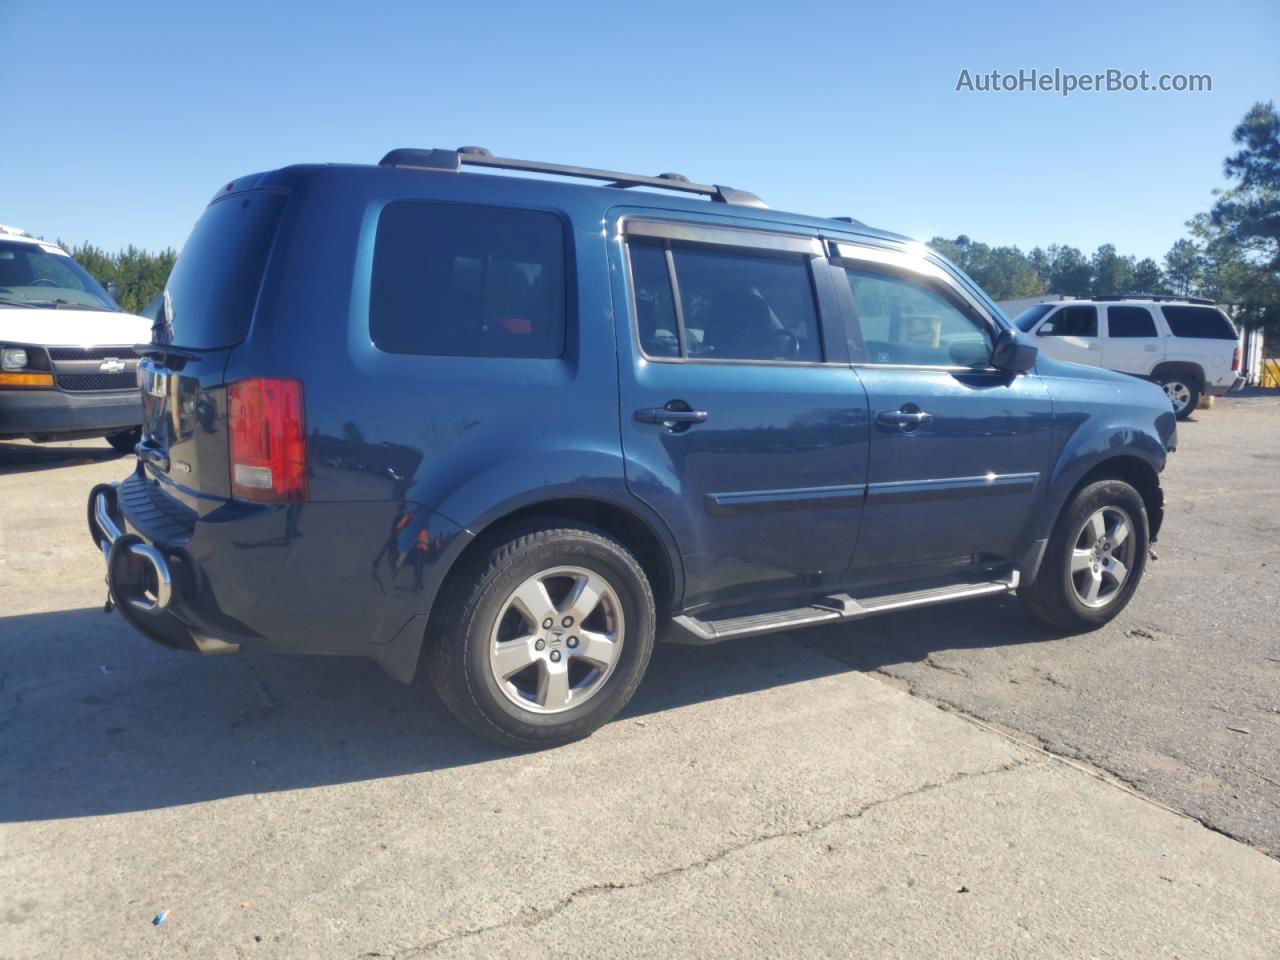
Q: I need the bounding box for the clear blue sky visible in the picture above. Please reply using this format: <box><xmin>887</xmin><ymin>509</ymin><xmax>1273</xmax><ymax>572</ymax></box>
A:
<box><xmin>3</xmin><ymin>0</ymin><xmax>1276</xmax><ymax>262</ymax></box>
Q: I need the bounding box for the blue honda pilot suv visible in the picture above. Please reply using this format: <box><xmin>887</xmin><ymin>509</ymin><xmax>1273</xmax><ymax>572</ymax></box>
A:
<box><xmin>88</xmin><ymin>147</ymin><xmax>1175</xmax><ymax>747</ymax></box>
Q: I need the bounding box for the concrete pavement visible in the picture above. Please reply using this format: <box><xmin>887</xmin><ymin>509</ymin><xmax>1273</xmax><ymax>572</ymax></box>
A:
<box><xmin>2</xmin><ymin>409</ymin><xmax>1278</xmax><ymax>958</ymax></box>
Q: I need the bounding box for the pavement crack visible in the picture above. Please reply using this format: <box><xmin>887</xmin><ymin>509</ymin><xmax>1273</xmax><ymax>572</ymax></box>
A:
<box><xmin>372</xmin><ymin>760</ymin><xmax>1034</xmax><ymax>959</ymax></box>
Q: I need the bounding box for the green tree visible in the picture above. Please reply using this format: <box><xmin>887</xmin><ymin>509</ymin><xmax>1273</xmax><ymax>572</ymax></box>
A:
<box><xmin>1036</xmin><ymin>244</ymin><xmax>1092</xmax><ymax>296</ymax></box>
<box><xmin>1196</xmin><ymin>101</ymin><xmax>1280</xmax><ymax>333</ymax></box>
<box><xmin>1090</xmin><ymin>244</ymin><xmax>1136</xmax><ymax>296</ymax></box>
<box><xmin>1131</xmin><ymin>257</ymin><xmax>1165</xmax><ymax>293</ymax></box>
<box><xmin>1163</xmin><ymin>239</ymin><xmax>1203</xmax><ymax>297</ymax></box>
<box><xmin>928</xmin><ymin>235</ymin><xmax>1044</xmax><ymax>299</ymax></box>
<box><xmin>56</xmin><ymin>240</ymin><xmax>176</xmax><ymax>315</ymax></box>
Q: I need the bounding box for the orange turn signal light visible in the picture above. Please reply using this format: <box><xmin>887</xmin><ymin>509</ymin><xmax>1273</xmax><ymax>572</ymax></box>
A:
<box><xmin>0</xmin><ymin>372</ymin><xmax>54</xmax><ymax>387</ymax></box>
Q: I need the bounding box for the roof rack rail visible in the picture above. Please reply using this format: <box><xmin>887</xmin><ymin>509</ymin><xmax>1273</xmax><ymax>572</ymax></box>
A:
<box><xmin>378</xmin><ymin>147</ymin><xmax>767</xmax><ymax>208</ymax></box>
<box><xmin>829</xmin><ymin>216</ymin><xmax>867</xmax><ymax>227</ymax></box>
<box><xmin>1092</xmin><ymin>293</ymin><xmax>1215</xmax><ymax>305</ymax></box>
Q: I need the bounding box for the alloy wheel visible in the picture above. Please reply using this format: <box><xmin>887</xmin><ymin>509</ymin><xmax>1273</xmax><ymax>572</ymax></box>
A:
<box><xmin>487</xmin><ymin>565</ymin><xmax>625</xmax><ymax>714</ymax></box>
<box><xmin>1069</xmin><ymin>506</ymin><xmax>1137</xmax><ymax>608</ymax></box>
<box><xmin>1163</xmin><ymin>380</ymin><xmax>1192</xmax><ymax>415</ymax></box>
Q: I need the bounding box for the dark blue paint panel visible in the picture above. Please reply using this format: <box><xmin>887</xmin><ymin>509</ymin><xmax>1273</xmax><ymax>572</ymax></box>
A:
<box><xmin>849</xmin><ymin>367</ymin><xmax>1053</xmax><ymax>572</ymax></box>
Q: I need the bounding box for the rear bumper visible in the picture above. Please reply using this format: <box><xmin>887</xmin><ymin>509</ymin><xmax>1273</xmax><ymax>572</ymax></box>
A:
<box><xmin>88</xmin><ymin>469</ymin><xmax>470</xmax><ymax>682</ymax></box>
<box><xmin>0</xmin><ymin>387</ymin><xmax>141</xmax><ymax>438</ymax></box>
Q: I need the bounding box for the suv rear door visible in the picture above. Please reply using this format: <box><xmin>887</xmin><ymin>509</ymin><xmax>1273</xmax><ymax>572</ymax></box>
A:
<box><xmin>137</xmin><ymin>186</ymin><xmax>289</xmax><ymax>512</ymax></box>
<box><xmin>1158</xmin><ymin>304</ymin><xmax>1241</xmax><ymax>391</ymax></box>
<box><xmin>1102</xmin><ymin>304</ymin><xmax>1164</xmax><ymax>375</ymax></box>
<box><xmin>608</xmin><ymin>213</ymin><xmax>869</xmax><ymax>612</ymax></box>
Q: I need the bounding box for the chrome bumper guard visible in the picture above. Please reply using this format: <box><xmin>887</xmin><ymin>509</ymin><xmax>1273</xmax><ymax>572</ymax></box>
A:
<box><xmin>92</xmin><ymin>485</ymin><xmax>173</xmax><ymax>614</ymax></box>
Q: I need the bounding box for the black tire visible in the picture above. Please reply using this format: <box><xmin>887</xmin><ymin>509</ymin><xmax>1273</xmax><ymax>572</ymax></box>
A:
<box><xmin>1021</xmin><ymin>479</ymin><xmax>1149</xmax><ymax>632</ymax></box>
<box><xmin>426</xmin><ymin>523</ymin><xmax>655</xmax><ymax>749</ymax></box>
<box><xmin>1157</xmin><ymin>374</ymin><xmax>1200</xmax><ymax>421</ymax></box>
<box><xmin>105</xmin><ymin>427</ymin><xmax>142</xmax><ymax>454</ymax></box>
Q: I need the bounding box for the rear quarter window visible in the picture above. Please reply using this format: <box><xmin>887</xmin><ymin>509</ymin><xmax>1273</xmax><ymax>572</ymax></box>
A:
<box><xmin>370</xmin><ymin>201</ymin><xmax>566</xmax><ymax>359</ymax></box>
<box><xmin>164</xmin><ymin>190</ymin><xmax>288</xmax><ymax>348</ymax></box>
<box><xmin>1160</xmin><ymin>305</ymin><xmax>1238</xmax><ymax>340</ymax></box>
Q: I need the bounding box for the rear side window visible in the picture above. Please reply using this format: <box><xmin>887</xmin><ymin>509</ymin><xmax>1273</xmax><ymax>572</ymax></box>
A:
<box><xmin>371</xmin><ymin>202</ymin><xmax>566</xmax><ymax>359</ymax></box>
<box><xmin>628</xmin><ymin>241</ymin><xmax>680</xmax><ymax>358</ymax></box>
<box><xmin>1107</xmin><ymin>306</ymin><xmax>1157</xmax><ymax>338</ymax></box>
<box><xmin>1045</xmin><ymin>305</ymin><xmax>1097</xmax><ymax>337</ymax></box>
<box><xmin>628</xmin><ymin>239</ymin><xmax>821</xmax><ymax>363</ymax></box>
<box><xmin>164</xmin><ymin>191</ymin><xmax>288</xmax><ymax>348</ymax></box>
<box><xmin>1161</xmin><ymin>305</ymin><xmax>1238</xmax><ymax>340</ymax></box>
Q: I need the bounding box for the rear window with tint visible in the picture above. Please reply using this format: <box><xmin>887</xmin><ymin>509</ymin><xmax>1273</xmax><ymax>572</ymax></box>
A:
<box><xmin>370</xmin><ymin>201</ymin><xmax>566</xmax><ymax>359</ymax></box>
<box><xmin>1161</xmin><ymin>305</ymin><xmax>1238</xmax><ymax>340</ymax></box>
<box><xmin>1107</xmin><ymin>306</ymin><xmax>1157</xmax><ymax>338</ymax></box>
<box><xmin>163</xmin><ymin>191</ymin><xmax>287</xmax><ymax>348</ymax></box>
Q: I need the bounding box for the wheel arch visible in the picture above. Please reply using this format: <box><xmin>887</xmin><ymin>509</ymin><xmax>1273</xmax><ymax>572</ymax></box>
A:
<box><xmin>1049</xmin><ymin>453</ymin><xmax>1164</xmax><ymax>545</ymax></box>
<box><xmin>1151</xmin><ymin>360</ymin><xmax>1205</xmax><ymax>390</ymax></box>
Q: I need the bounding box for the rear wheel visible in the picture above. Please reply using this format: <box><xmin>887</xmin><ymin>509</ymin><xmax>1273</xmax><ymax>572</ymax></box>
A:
<box><xmin>1157</xmin><ymin>375</ymin><xmax>1199</xmax><ymax>420</ymax></box>
<box><xmin>1021</xmin><ymin>479</ymin><xmax>1149</xmax><ymax>631</ymax></box>
<box><xmin>426</xmin><ymin>523</ymin><xmax>655</xmax><ymax>748</ymax></box>
<box><xmin>105</xmin><ymin>427</ymin><xmax>141</xmax><ymax>454</ymax></box>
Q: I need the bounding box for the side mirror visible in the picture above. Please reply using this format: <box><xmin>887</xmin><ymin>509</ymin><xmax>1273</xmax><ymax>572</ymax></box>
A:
<box><xmin>103</xmin><ymin>281</ymin><xmax>121</xmax><ymax>304</ymax></box>
<box><xmin>1037</xmin><ymin>321</ymin><xmax>1055</xmax><ymax>336</ymax></box>
<box><xmin>991</xmin><ymin>327</ymin><xmax>1038</xmax><ymax>374</ymax></box>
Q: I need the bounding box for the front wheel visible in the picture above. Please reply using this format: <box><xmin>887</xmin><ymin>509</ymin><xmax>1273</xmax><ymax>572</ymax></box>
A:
<box><xmin>1157</xmin><ymin>375</ymin><xmax>1200</xmax><ymax>421</ymax></box>
<box><xmin>1021</xmin><ymin>479</ymin><xmax>1149</xmax><ymax>631</ymax></box>
<box><xmin>426</xmin><ymin>523</ymin><xmax>655</xmax><ymax>748</ymax></box>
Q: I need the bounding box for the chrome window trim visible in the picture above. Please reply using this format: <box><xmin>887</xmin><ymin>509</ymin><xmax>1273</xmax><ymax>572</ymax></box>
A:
<box><xmin>827</xmin><ymin>239</ymin><xmax>1001</xmax><ymax>333</ymax></box>
<box><xmin>625</xmin><ymin>219</ymin><xmax>822</xmax><ymax>257</ymax></box>
<box><xmin>619</xmin><ymin>218</ymin><xmax>834</xmax><ymax>368</ymax></box>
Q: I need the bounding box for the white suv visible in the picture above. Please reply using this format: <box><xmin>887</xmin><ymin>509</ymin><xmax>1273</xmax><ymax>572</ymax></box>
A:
<box><xmin>1012</xmin><ymin>296</ymin><xmax>1242</xmax><ymax>419</ymax></box>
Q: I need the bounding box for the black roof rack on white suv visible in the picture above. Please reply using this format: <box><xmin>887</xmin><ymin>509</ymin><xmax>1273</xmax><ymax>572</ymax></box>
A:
<box><xmin>1092</xmin><ymin>294</ymin><xmax>1216</xmax><ymax>305</ymax></box>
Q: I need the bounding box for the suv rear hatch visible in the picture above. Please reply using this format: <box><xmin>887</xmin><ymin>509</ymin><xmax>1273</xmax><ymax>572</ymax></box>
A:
<box><xmin>137</xmin><ymin>184</ymin><xmax>289</xmax><ymax>514</ymax></box>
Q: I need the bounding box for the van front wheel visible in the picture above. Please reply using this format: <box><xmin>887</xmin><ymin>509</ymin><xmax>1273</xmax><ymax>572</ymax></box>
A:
<box><xmin>426</xmin><ymin>524</ymin><xmax>655</xmax><ymax>748</ymax></box>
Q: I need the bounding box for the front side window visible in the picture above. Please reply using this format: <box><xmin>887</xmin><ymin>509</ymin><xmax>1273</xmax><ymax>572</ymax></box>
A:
<box><xmin>1013</xmin><ymin>303</ymin><xmax>1054</xmax><ymax>332</ymax></box>
<box><xmin>1107</xmin><ymin>306</ymin><xmax>1157</xmax><ymax>338</ymax></box>
<box><xmin>1044</xmin><ymin>305</ymin><xmax>1097</xmax><ymax>337</ymax></box>
<box><xmin>1160</xmin><ymin>305</ymin><xmax>1238</xmax><ymax>340</ymax></box>
<box><xmin>627</xmin><ymin>240</ymin><xmax>822</xmax><ymax>362</ymax></box>
<box><xmin>0</xmin><ymin>241</ymin><xmax>117</xmax><ymax>312</ymax></box>
<box><xmin>371</xmin><ymin>202</ymin><xmax>566</xmax><ymax>359</ymax></box>
<box><xmin>843</xmin><ymin>266</ymin><xmax>992</xmax><ymax>367</ymax></box>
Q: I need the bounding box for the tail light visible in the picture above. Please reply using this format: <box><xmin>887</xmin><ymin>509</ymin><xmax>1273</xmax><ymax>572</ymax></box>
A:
<box><xmin>1232</xmin><ymin>347</ymin><xmax>1241</xmax><ymax>371</ymax></box>
<box><xmin>228</xmin><ymin>378</ymin><xmax>307</xmax><ymax>501</ymax></box>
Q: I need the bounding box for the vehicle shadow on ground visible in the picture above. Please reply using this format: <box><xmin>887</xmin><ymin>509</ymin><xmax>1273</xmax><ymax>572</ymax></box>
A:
<box><xmin>0</xmin><ymin>596</ymin><xmax>1057</xmax><ymax>822</ymax></box>
<box><xmin>0</xmin><ymin>440</ymin><xmax>126</xmax><ymax>476</ymax></box>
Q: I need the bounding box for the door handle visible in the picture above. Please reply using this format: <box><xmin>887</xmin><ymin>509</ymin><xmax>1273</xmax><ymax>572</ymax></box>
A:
<box><xmin>1144</xmin><ymin>344</ymin><xmax>1159</xmax><ymax>352</ymax></box>
<box><xmin>876</xmin><ymin>409</ymin><xmax>934</xmax><ymax>429</ymax></box>
<box><xmin>634</xmin><ymin>402</ymin><xmax>709</xmax><ymax>429</ymax></box>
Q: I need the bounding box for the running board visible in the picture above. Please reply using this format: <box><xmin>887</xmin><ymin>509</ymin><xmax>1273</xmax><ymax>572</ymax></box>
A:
<box><xmin>669</xmin><ymin>571</ymin><xmax>1019</xmax><ymax>644</ymax></box>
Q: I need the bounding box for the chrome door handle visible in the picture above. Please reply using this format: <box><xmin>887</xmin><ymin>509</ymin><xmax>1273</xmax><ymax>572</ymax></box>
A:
<box><xmin>876</xmin><ymin>409</ymin><xmax>934</xmax><ymax>429</ymax></box>
<box><xmin>1144</xmin><ymin>344</ymin><xmax>1159</xmax><ymax>351</ymax></box>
